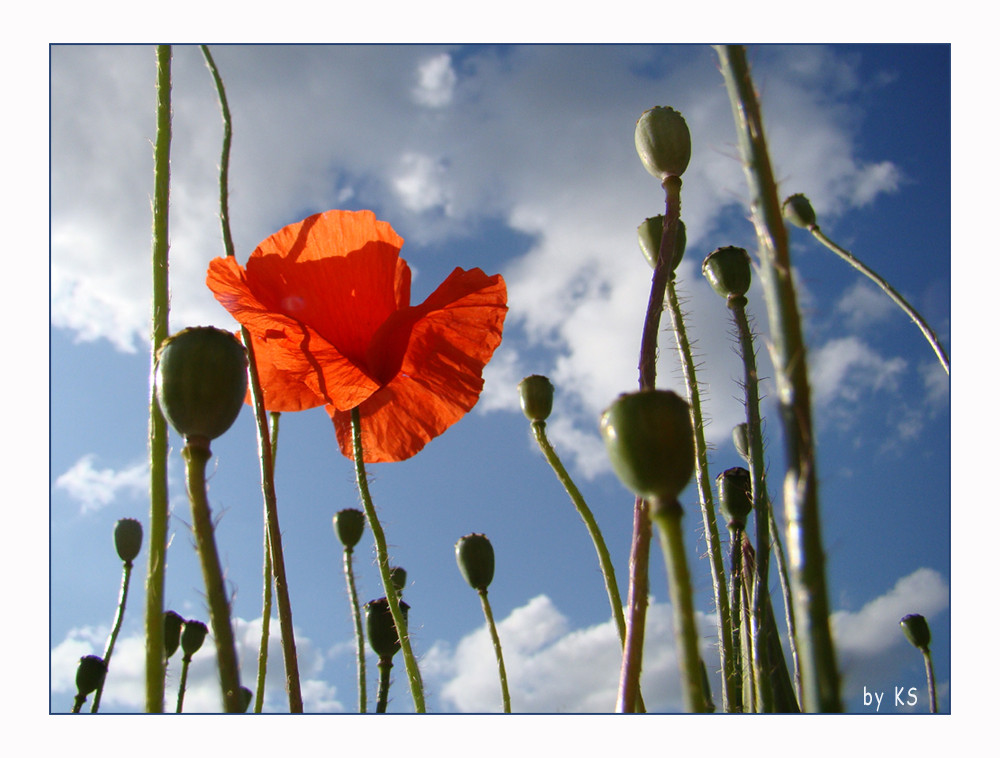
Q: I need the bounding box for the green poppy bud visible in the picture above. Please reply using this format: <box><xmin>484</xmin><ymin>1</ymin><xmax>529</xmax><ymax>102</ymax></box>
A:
<box><xmin>390</xmin><ymin>566</ymin><xmax>407</xmax><ymax>594</ymax></box>
<box><xmin>900</xmin><ymin>613</ymin><xmax>932</xmax><ymax>651</ymax></box>
<box><xmin>455</xmin><ymin>533</ymin><xmax>495</xmax><ymax>592</ymax></box>
<box><xmin>75</xmin><ymin>655</ymin><xmax>107</xmax><ymax>697</ymax></box>
<box><xmin>732</xmin><ymin>423</ymin><xmax>750</xmax><ymax>462</ymax></box>
<box><xmin>365</xmin><ymin>597</ymin><xmax>410</xmax><ymax>661</ymax></box>
<box><xmin>518</xmin><ymin>375</ymin><xmax>554</xmax><ymax>422</ymax></box>
<box><xmin>782</xmin><ymin>193</ymin><xmax>817</xmax><ymax>229</ymax></box>
<box><xmin>154</xmin><ymin>326</ymin><xmax>249</xmax><ymax>444</ymax></box>
<box><xmin>638</xmin><ymin>216</ymin><xmax>686</xmax><ymax>272</ymax></box>
<box><xmin>717</xmin><ymin>467</ymin><xmax>753</xmax><ymax>529</ymax></box>
<box><xmin>635</xmin><ymin>106</ymin><xmax>692</xmax><ymax>181</ymax></box>
<box><xmin>164</xmin><ymin>611</ymin><xmax>184</xmax><ymax>659</ymax></box>
<box><xmin>599</xmin><ymin>389</ymin><xmax>695</xmax><ymax>503</ymax></box>
<box><xmin>113</xmin><ymin>518</ymin><xmax>143</xmax><ymax>565</ymax></box>
<box><xmin>180</xmin><ymin>619</ymin><xmax>209</xmax><ymax>658</ymax></box>
<box><xmin>702</xmin><ymin>246</ymin><xmax>752</xmax><ymax>300</ymax></box>
<box><xmin>333</xmin><ymin>508</ymin><xmax>365</xmax><ymax>550</ymax></box>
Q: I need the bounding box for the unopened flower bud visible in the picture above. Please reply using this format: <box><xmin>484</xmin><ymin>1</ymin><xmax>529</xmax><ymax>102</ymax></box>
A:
<box><xmin>239</xmin><ymin>686</ymin><xmax>253</xmax><ymax>712</ymax></box>
<box><xmin>732</xmin><ymin>423</ymin><xmax>750</xmax><ymax>462</ymax></box>
<box><xmin>900</xmin><ymin>613</ymin><xmax>932</xmax><ymax>650</ymax></box>
<box><xmin>599</xmin><ymin>390</ymin><xmax>695</xmax><ymax>503</ymax></box>
<box><xmin>635</xmin><ymin>106</ymin><xmax>692</xmax><ymax>181</ymax></box>
<box><xmin>702</xmin><ymin>246</ymin><xmax>752</xmax><ymax>300</ymax></box>
<box><xmin>180</xmin><ymin>620</ymin><xmax>209</xmax><ymax>658</ymax></box>
<box><xmin>113</xmin><ymin>518</ymin><xmax>143</xmax><ymax>565</ymax></box>
<box><xmin>75</xmin><ymin>655</ymin><xmax>107</xmax><ymax>698</ymax></box>
<box><xmin>333</xmin><ymin>508</ymin><xmax>365</xmax><ymax>550</ymax></box>
<box><xmin>155</xmin><ymin>326</ymin><xmax>249</xmax><ymax>444</ymax></box>
<box><xmin>782</xmin><ymin>193</ymin><xmax>817</xmax><ymax>229</ymax></box>
<box><xmin>390</xmin><ymin>566</ymin><xmax>407</xmax><ymax>594</ymax></box>
<box><xmin>518</xmin><ymin>375</ymin><xmax>554</xmax><ymax>422</ymax></box>
<box><xmin>455</xmin><ymin>533</ymin><xmax>495</xmax><ymax>592</ymax></box>
<box><xmin>638</xmin><ymin>216</ymin><xmax>686</xmax><ymax>272</ymax></box>
<box><xmin>164</xmin><ymin>611</ymin><xmax>184</xmax><ymax>659</ymax></box>
<box><xmin>365</xmin><ymin>597</ymin><xmax>410</xmax><ymax>661</ymax></box>
<box><xmin>717</xmin><ymin>467</ymin><xmax>753</xmax><ymax>529</ymax></box>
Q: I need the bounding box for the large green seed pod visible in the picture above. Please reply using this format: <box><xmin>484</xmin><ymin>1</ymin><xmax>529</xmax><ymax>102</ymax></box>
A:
<box><xmin>75</xmin><ymin>655</ymin><xmax>107</xmax><ymax>697</ymax></box>
<box><xmin>717</xmin><ymin>467</ymin><xmax>753</xmax><ymax>529</ymax></box>
<box><xmin>155</xmin><ymin>326</ymin><xmax>248</xmax><ymax>443</ymax></box>
<box><xmin>455</xmin><ymin>533</ymin><xmax>495</xmax><ymax>592</ymax></box>
<box><xmin>702</xmin><ymin>246</ymin><xmax>752</xmax><ymax>300</ymax></box>
<box><xmin>163</xmin><ymin>611</ymin><xmax>184</xmax><ymax>659</ymax></box>
<box><xmin>113</xmin><ymin>518</ymin><xmax>143</xmax><ymax>564</ymax></box>
<box><xmin>180</xmin><ymin>620</ymin><xmax>208</xmax><ymax>658</ymax></box>
<box><xmin>634</xmin><ymin>106</ymin><xmax>692</xmax><ymax>181</ymax></box>
<box><xmin>365</xmin><ymin>597</ymin><xmax>410</xmax><ymax>661</ymax></box>
<box><xmin>638</xmin><ymin>216</ymin><xmax>687</xmax><ymax>272</ymax></box>
<box><xmin>333</xmin><ymin>508</ymin><xmax>365</xmax><ymax>550</ymax></box>
<box><xmin>599</xmin><ymin>390</ymin><xmax>695</xmax><ymax>503</ymax></box>
<box><xmin>518</xmin><ymin>375</ymin><xmax>554</xmax><ymax>422</ymax></box>
<box><xmin>782</xmin><ymin>193</ymin><xmax>817</xmax><ymax>229</ymax></box>
<box><xmin>900</xmin><ymin>613</ymin><xmax>932</xmax><ymax>651</ymax></box>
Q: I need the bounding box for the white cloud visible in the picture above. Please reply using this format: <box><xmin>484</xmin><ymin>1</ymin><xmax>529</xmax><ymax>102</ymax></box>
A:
<box><xmin>836</xmin><ymin>279</ymin><xmax>897</xmax><ymax>331</ymax></box>
<box><xmin>54</xmin><ymin>455</ymin><xmax>148</xmax><ymax>514</ymax></box>
<box><xmin>393</xmin><ymin>152</ymin><xmax>452</xmax><ymax>214</ymax></box>
<box><xmin>809</xmin><ymin>335</ymin><xmax>907</xmax><ymax>409</ymax></box>
<box><xmin>412</xmin><ymin>53</ymin><xmax>457</xmax><ymax>108</ymax></box>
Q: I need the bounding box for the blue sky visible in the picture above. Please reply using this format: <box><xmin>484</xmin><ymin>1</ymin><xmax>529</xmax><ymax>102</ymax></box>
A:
<box><xmin>48</xmin><ymin>43</ymin><xmax>954</xmax><ymax>720</ymax></box>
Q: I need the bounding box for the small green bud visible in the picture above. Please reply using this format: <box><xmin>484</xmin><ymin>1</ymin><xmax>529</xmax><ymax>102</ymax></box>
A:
<box><xmin>113</xmin><ymin>518</ymin><xmax>143</xmax><ymax>564</ymax></box>
<box><xmin>164</xmin><ymin>611</ymin><xmax>184</xmax><ymax>659</ymax></box>
<box><xmin>455</xmin><ymin>533</ymin><xmax>495</xmax><ymax>592</ymax></box>
<box><xmin>180</xmin><ymin>619</ymin><xmax>209</xmax><ymax>658</ymax></box>
<box><xmin>900</xmin><ymin>613</ymin><xmax>932</xmax><ymax>651</ymax></box>
<box><xmin>637</xmin><ymin>216</ymin><xmax>686</xmax><ymax>272</ymax></box>
<box><xmin>782</xmin><ymin>193</ymin><xmax>817</xmax><ymax>229</ymax></box>
<box><xmin>717</xmin><ymin>467</ymin><xmax>753</xmax><ymax>529</ymax></box>
<box><xmin>635</xmin><ymin>106</ymin><xmax>692</xmax><ymax>181</ymax></box>
<box><xmin>518</xmin><ymin>375</ymin><xmax>554</xmax><ymax>422</ymax></box>
<box><xmin>389</xmin><ymin>566</ymin><xmax>407</xmax><ymax>594</ymax></box>
<box><xmin>75</xmin><ymin>655</ymin><xmax>107</xmax><ymax>697</ymax></box>
<box><xmin>155</xmin><ymin>326</ymin><xmax>249</xmax><ymax>444</ymax></box>
<box><xmin>732</xmin><ymin>423</ymin><xmax>750</xmax><ymax>462</ymax></box>
<box><xmin>333</xmin><ymin>508</ymin><xmax>365</xmax><ymax>550</ymax></box>
<box><xmin>702</xmin><ymin>246</ymin><xmax>752</xmax><ymax>300</ymax></box>
<box><xmin>365</xmin><ymin>597</ymin><xmax>410</xmax><ymax>661</ymax></box>
<box><xmin>599</xmin><ymin>390</ymin><xmax>695</xmax><ymax>503</ymax></box>
<box><xmin>238</xmin><ymin>686</ymin><xmax>253</xmax><ymax>713</ymax></box>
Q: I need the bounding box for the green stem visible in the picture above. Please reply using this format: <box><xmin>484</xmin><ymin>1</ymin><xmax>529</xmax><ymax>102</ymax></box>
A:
<box><xmin>665</xmin><ymin>278</ymin><xmax>736</xmax><ymax>710</ymax></box>
<box><xmin>344</xmin><ymin>545</ymin><xmax>368</xmax><ymax>713</ymax></box>
<box><xmin>145</xmin><ymin>44</ymin><xmax>172</xmax><ymax>714</ymax></box>
<box><xmin>727</xmin><ymin>526</ymin><xmax>744</xmax><ymax>712</ymax></box>
<box><xmin>90</xmin><ymin>560</ymin><xmax>134</xmax><ymax>712</ymax></box>
<box><xmin>808</xmin><ymin>225</ymin><xmax>949</xmax><ymax>375</ymax></box>
<box><xmin>922</xmin><ymin>648</ymin><xmax>938</xmax><ymax>713</ymax></box>
<box><xmin>767</xmin><ymin>504</ymin><xmax>802</xmax><ymax>705</ymax></box>
<box><xmin>254</xmin><ymin>412</ymin><xmax>279</xmax><ymax>713</ymax></box>
<box><xmin>478</xmin><ymin>589</ymin><xmax>511</xmax><ymax>713</ymax></box>
<box><xmin>183</xmin><ymin>441</ymin><xmax>243</xmax><ymax>713</ymax></box>
<box><xmin>650</xmin><ymin>498</ymin><xmax>708</xmax><ymax>713</ymax></box>
<box><xmin>716</xmin><ymin>43</ymin><xmax>841</xmax><ymax>712</ymax></box>
<box><xmin>375</xmin><ymin>658</ymin><xmax>393</xmax><ymax>713</ymax></box>
<box><xmin>350</xmin><ymin>407</ymin><xmax>426</xmax><ymax>713</ymax></box>
<box><xmin>176</xmin><ymin>655</ymin><xmax>192</xmax><ymax>713</ymax></box>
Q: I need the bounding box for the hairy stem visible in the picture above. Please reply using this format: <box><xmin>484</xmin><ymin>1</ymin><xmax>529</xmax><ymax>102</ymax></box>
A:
<box><xmin>91</xmin><ymin>560</ymin><xmax>134</xmax><ymax>712</ymax></box>
<box><xmin>344</xmin><ymin>545</ymin><xmax>368</xmax><ymax>713</ymax></box>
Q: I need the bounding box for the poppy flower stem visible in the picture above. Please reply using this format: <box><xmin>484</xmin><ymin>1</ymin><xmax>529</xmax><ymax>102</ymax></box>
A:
<box><xmin>253</xmin><ymin>411</ymin><xmax>280</xmax><ymax>714</ymax></box>
<box><xmin>90</xmin><ymin>557</ymin><xmax>135</xmax><ymax>713</ymax></box>
<box><xmin>478</xmin><ymin>588</ymin><xmax>512</xmax><ymax>713</ymax></box>
<box><xmin>350</xmin><ymin>407</ymin><xmax>426</xmax><ymax>713</ymax></box>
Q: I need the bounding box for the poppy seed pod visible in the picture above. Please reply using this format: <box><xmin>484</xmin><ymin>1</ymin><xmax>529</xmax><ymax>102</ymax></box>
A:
<box><xmin>702</xmin><ymin>246</ymin><xmax>752</xmax><ymax>300</ymax></box>
<box><xmin>113</xmin><ymin>518</ymin><xmax>143</xmax><ymax>564</ymax></box>
<box><xmin>635</xmin><ymin>106</ymin><xmax>692</xmax><ymax>181</ymax></box>
<box><xmin>333</xmin><ymin>508</ymin><xmax>365</xmax><ymax>550</ymax></box>
<box><xmin>390</xmin><ymin>566</ymin><xmax>408</xmax><ymax>594</ymax></box>
<box><xmin>518</xmin><ymin>375</ymin><xmax>554</xmax><ymax>422</ymax></box>
<box><xmin>732</xmin><ymin>423</ymin><xmax>750</xmax><ymax>462</ymax></box>
<box><xmin>638</xmin><ymin>216</ymin><xmax>687</xmax><ymax>272</ymax></box>
<box><xmin>365</xmin><ymin>597</ymin><xmax>410</xmax><ymax>660</ymax></box>
<box><xmin>180</xmin><ymin>620</ymin><xmax>209</xmax><ymax>658</ymax></box>
<box><xmin>599</xmin><ymin>390</ymin><xmax>695</xmax><ymax>503</ymax></box>
<box><xmin>75</xmin><ymin>655</ymin><xmax>107</xmax><ymax>697</ymax></box>
<box><xmin>155</xmin><ymin>326</ymin><xmax>248</xmax><ymax>444</ymax></box>
<box><xmin>717</xmin><ymin>467</ymin><xmax>753</xmax><ymax>529</ymax></box>
<box><xmin>164</xmin><ymin>611</ymin><xmax>184</xmax><ymax>659</ymax></box>
<box><xmin>900</xmin><ymin>613</ymin><xmax>932</xmax><ymax>650</ymax></box>
<box><xmin>456</xmin><ymin>533</ymin><xmax>495</xmax><ymax>592</ymax></box>
<box><xmin>782</xmin><ymin>193</ymin><xmax>817</xmax><ymax>229</ymax></box>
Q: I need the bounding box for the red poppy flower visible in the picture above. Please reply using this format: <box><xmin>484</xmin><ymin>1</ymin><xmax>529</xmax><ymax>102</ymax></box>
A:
<box><xmin>207</xmin><ymin>209</ymin><xmax>507</xmax><ymax>462</ymax></box>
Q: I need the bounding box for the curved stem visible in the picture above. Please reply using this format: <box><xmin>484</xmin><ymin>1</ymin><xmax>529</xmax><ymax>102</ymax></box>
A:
<box><xmin>350</xmin><ymin>407</ymin><xmax>426</xmax><ymax>712</ymax></box>
<box><xmin>183</xmin><ymin>441</ymin><xmax>243</xmax><ymax>713</ymax></box>
<box><xmin>344</xmin><ymin>546</ymin><xmax>368</xmax><ymax>713</ymax></box>
<box><xmin>808</xmin><ymin>225</ymin><xmax>949</xmax><ymax>375</ymax></box>
<box><xmin>478</xmin><ymin>589</ymin><xmax>511</xmax><ymax>713</ymax></box>
<box><xmin>91</xmin><ymin>560</ymin><xmax>134</xmax><ymax>712</ymax></box>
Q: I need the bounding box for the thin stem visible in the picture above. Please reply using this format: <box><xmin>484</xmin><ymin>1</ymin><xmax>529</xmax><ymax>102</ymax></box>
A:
<box><xmin>350</xmin><ymin>407</ymin><xmax>426</xmax><ymax>713</ymax></box>
<box><xmin>727</xmin><ymin>526</ymin><xmax>744</xmax><ymax>712</ymax></box>
<box><xmin>344</xmin><ymin>545</ymin><xmax>367</xmax><ymax>713</ymax></box>
<box><xmin>808</xmin><ymin>225</ymin><xmax>949</xmax><ymax>375</ymax></box>
<box><xmin>375</xmin><ymin>658</ymin><xmax>393</xmax><ymax>713</ymax></box>
<box><xmin>478</xmin><ymin>589</ymin><xmax>511</xmax><ymax>713</ymax></box>
<box><xmin>90</xmin><ymin>560</ymin><xmax>134</xmax><ymax>712</ymax></box>
<box><xmin>254</xmin><ymin>411</ymin><xmax>279</xmax><ymax>713</ymax></box>
<box><xmin>716</xmin><ymin>44</ymin><xmax>841</xmax><ymax>712</ymax></box>
<box><xmin>922</xmin><ymin>648</ymin><xmax>938</xmax><ymax>713</ymax></box>
<box><xmin>665</xmin><ymin>277</ymin><xmax>735</xmax><ymax>710</ymax></box>
<box><xmin>767</xmin><ymin>504</ymin><xmax>802</xmax><ymax>705</ymax></box>
<box><xmin>145</xmin><ymin>44</ymin><xmax>172</xmax><ymax>714</ymax></box>
<box><xmin>183</xmin><ymin>441</ymin><xmax>243</xmax><ymax>713</ymax></box>
<box><xmin>176</xmin><ymin>656</ymin><xmax>192</xmax><ymax>713</ymax></box>
<box><xmin>650</xmin><ymin>498</ymin><xmax>708</xmax><ymax>713</ymax></box>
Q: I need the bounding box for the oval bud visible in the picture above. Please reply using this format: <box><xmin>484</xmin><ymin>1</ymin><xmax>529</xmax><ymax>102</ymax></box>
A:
<box><xmin>164</xmin><ymin>611</ymin><xmax>184</xmax><ymax>659</ymax></box>
<box><xmin>155</xmin><ymin>326</ymin><xmax>249</xmax><ymax>444</ymax></box>
<box><xmin>900</xmin><ymin>613</ymin><xmax>932</xmax><ymax>650</ymax></box>
<box><xmin>638</xmin><ymin>216</ymin><xmax>686</xmax><ymax>272</ymax></box>
<box><xmin>455</xmin><ymin>533</ymin><xmax>495</xmax><ymax>591</ymax></box>
<box><xmin>782</xmin><ymin>193</ymin><xmax>817</xmax><ymax>229</ymax></box>
<box><xmin>75</xmin><ymin>655</ymin><xmax>107</xmax><ymax>697</ymax></box>
<box><xmin>238</xmin><ymin>686</ymin><xmax>254</xmax><ymax>712</ymax></box>
<box><xmin>702</xmin><ymin>246</ymin><xmax>752</xmax><ymax>300</ymax></box>
<box><xmin>180</xmin><ymin>619</ymin><xmax>209</xmax><ymax>658</ymax></box>
<box><xmin>599</xmin><ymin>390</ymin><xmax>695</xmax><ymax>503</ymax></box>
<box><xmin>518</xmin><ymin>375</ymin><xmax>554</xmax><ymax>422</ymax></box>
<box><xmin>390</xmin><ymin>566</ymin><xmax>407</xmax><ymax>594</ymax></box>
<box><xmin>333</xmin><ymin>508</ymin><xmax>365</xmax><ymax>550</ymax></box>
<box><xmin>635</xmin><ymin>106</ymin><xmax>692</xmax><ymax>181</ymax></box>
<box><xmin>732</xmin><ymin>423</ymin><xmax>750</xmax><ymax>462</ymax></box>
<box><xmin>717</xmin><ymin>467</ymin><xmax>753</xmax><ymax>529</ymax></box>
<box><xmin>365</xmin><ymin>597</ymin><xmax>410</xmax><ymax>660</ymax></box>
<box><xmin>113</xmin><ymin>518</ymin><xmax>143</xmax><ymax>564</ymax></box>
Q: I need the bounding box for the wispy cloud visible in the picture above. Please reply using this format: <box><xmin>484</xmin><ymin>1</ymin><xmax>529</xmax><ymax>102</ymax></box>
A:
<box><xmin>54</xmin><ymin>455</ymin><xmax>147</xmax><ymax>514</ymax></box>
